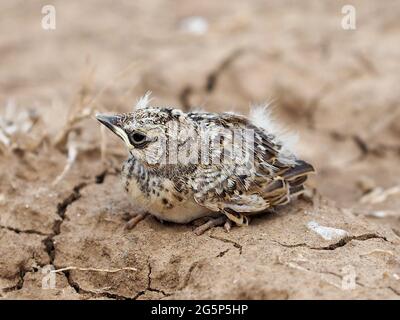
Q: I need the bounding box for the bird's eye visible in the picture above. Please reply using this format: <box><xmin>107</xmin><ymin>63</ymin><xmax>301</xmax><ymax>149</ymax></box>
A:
<box><xmin>129</xmin><ymin>131</ymin><xmax>147</xmax><ymax>147</ymax></box>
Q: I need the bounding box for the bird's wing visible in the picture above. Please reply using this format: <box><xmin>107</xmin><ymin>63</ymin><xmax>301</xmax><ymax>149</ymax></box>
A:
<box><xmin>192</xmin><ymin>163</ymin><xmax>289</xmax><ymax>213</ymax></box>
<box><xmin>189</xmin><ymin>111</ymin><xmax>314</xmax><ymax>214</ymax></box>
<box><xmin>190</xmin><ymin>114</ymin><xmax>281</xmax><ymax>213</ymax></box>
<box><xmin>192</xmin><ymin>160</ymin><xmax>314</xmax><ymax>214</ymax></box>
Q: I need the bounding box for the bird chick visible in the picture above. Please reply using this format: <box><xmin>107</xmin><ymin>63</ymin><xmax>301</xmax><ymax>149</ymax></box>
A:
<box><xmin>96</xmin><ymin>95</ymin><xmax>314</xmax><ymax>235</ymax></box>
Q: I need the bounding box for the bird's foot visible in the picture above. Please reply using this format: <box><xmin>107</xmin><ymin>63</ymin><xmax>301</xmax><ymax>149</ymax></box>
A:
<box><xmin>124</xmin><ymin>212</ymin><xmax>148</xmax><ymax>230</ymax></box>
<box><xmin>193</xmin><ymin>216</ymin><xmax>232</xmax><ymax>235</ymax></box>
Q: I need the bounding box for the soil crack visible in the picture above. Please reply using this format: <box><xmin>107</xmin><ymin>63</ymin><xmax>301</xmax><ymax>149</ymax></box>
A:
<box><xmin>133</xmin><ymin>261</ymin><xmax>171</xmax><ymax>299</ymax></box>
<box><xmin>0</xmin><ymin>224</ymin><xmax>48</xmax><ymax>236</ymax></box>
<box><xmin>62</xmin><ymin>270</ymin><xmax>133</xmax><ymax>300</ymax></box>
<box><xmin>216</xmin><ymin>248</ymin><xmax>230</xmax><ymax>258</ymax></box>
<box><xmin>43</xmin><ymin>169</ymin><xmax>114</xmax><ymax>267</ymax></box>
<box><xmin>178</xmin><ymin>48</ymin><xmax>245</xmax><ymax>111</ymax></box>
<box><xmin>209</xmin><ymin>234</ymin><xmax>243</xmax><ymax>254</ymax></box>
<box><xmin>43</xmin><ymin>182</ymin><xmax>87</xmax><ymax>264</ymax></box>
<box><xmin>204</xmin><ymin>49</ymin><xmax>244</xmax><ymax>93</ymax></box>
<box><xmin>178</xmin><ymin>261</ymin><xmax>199</xmax><ymax>291</ymax></box>
<box><xmin>39</xmin><ymin>169</ymin><xmax>142</xmax><ymax>299</ymax></box>
<box><xmin>2</xmin><ymin>268</ymin><xmax>26</xmax><ymax>293</ymax></box>
<box><xmin>275</xmin><ymin>233</ymin><xmax>388</xmax><ymax>251</ymax></box>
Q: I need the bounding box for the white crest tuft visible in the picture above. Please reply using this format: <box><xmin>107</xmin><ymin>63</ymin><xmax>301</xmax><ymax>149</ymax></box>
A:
<box><xmin>135</xmin><ymin>91</ymin><xmax>152</xmax><ymax>110</ymax></box>
<box><xmin>249</xmin><ymin>104</ymin><xmax>298</xmax><ymax>165</ymax></box>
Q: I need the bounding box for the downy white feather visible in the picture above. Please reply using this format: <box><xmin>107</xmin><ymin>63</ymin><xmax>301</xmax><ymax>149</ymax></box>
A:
<box><xmin>249</xmin><ymin>104</ymin><xmax>298</xmax><ymax>165</ymax></box>
<box><xmin>135</xmin><ymin>91</ymin><xmax>152</xmax><ymax>110</ymax></box>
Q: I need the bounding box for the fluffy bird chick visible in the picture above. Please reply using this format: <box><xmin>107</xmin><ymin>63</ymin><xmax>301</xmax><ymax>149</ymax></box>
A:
<box><xmin>96</xmin><ymin>96</ymin><xmax>314</xmax><ymax>235</ymax></box>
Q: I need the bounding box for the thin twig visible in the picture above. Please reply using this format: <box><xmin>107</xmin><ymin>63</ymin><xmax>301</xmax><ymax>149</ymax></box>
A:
<box><xmin>52</xmin><ymin>266</ymin><xmax>137</xmax><ymax>273</ymax></box>
<box><xmin>54</xmin><ymin>61</ymin><xmax>140</xmax><ymax>150</ymax></box>
<box><xmin>100</xmin><ymin>125</ymin><xmax>107</xmax><ymax>162</ymax></box>
<box><xmin>52</xmin><ymin>133</ymin><xmax>78</xmax><ymax>185</ymax></box>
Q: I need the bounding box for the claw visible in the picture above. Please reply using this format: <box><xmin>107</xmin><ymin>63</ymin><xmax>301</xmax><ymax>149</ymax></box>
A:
<box><xmin>224</xmin><ymin>220</ymin><xmax>232</xmax><ymax>232</ymax></box>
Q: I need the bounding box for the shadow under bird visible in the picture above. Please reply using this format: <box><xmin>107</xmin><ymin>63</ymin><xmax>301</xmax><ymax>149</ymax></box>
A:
<box><xmin>96</xmin><ymin>94</ymin><xmax>314</xmax><ymax>235</ymax></box>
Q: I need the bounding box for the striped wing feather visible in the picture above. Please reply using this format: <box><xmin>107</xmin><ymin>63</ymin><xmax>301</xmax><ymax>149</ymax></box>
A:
<box><xmin>190</xmin><ymin>112</ymin><xmax>315</xmax><ymax>214</ymax></box>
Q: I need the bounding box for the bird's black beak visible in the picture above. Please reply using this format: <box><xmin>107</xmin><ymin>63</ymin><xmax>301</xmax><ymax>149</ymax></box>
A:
<box><xmin>96</xmin><ymin>113</ymin><xmax>120</xmax><ymax>134</ymax></box>
<box><xmin>96</xmin><ymin>113</ymin><xmax>132</xmax><ymax>147</ymax></box>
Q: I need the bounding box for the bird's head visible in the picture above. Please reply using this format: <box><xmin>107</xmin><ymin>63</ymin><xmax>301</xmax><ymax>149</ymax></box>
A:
<box><xmin>96</xmin><ymin>107</ymin><xmax>197</xmax><ymax>167</ymax></box>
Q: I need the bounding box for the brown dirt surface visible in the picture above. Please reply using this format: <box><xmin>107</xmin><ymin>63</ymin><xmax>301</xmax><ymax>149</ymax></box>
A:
<box><xmin>1</xmin><ymin>0</ymin><xmax>400</xmax><ymax>299</ymax></box>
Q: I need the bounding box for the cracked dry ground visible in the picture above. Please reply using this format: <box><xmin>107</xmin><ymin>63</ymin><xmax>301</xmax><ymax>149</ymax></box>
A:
<box><xmin>1</xmin><ymin>150</ymin><xmax>400</xmax><ymax>299</ymax></box>
<box><xmin>1</xmin><ymin>0</ymin><xmax>400</xmax><ymax>299</ymax></box>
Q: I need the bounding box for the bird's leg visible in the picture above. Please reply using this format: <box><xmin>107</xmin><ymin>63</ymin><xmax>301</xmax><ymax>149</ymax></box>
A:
<box><xmin>125</xmin><ymin>212</ymin><xmax>149</xmax><ymax>230</ymax></box>
<box><xmin>193</xmin><ymin>216</ymin><xmax>227</xmax><ymax>235</ymax></box>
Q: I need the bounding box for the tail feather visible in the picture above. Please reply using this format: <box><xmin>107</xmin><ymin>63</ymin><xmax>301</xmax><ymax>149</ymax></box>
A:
<box><xmin>282</xmin><ymin>160</ymin><xmax>314</xmax><ymax>197</ymax></box>
<box><xmin>289</xmin><ymin>185</ymin><xmax>305</xmax><ymax>196</ymax></box>
<box><xmin>260</xmin><ymin>160</ymin><xmax>314</xmax><ymax>205</ymax></box>
<box><xmin>288</xmin><ymin>175</ymin><xmax>308</xmax><ymax>188</ymax></box>
<box><xmin>282</xmin><ymin>160</ymin><xmax>315</xmax><ymax>180</ymax></box>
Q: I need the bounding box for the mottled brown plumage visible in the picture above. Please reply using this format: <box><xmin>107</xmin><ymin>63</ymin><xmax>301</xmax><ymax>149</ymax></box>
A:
<box><xmin>96</xmin><ymin>95</ymin><xmax>314</xmax><ymax>234</ymax></box>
